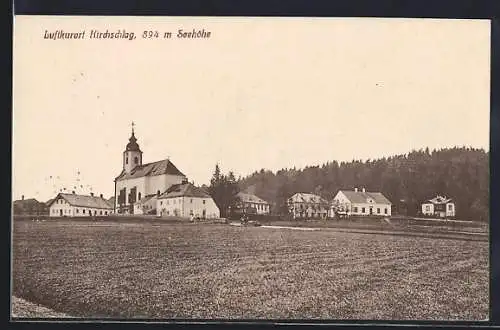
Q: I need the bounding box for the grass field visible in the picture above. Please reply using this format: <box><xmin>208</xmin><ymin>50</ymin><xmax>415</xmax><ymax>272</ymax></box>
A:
<box><xmin>12</xmin><ymin>219</ymin><xmax>489</xmax><ymax>320</ymax></box>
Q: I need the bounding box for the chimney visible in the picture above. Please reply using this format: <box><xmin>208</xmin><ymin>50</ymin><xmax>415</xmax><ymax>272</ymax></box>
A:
<box><xmin>362</xmin><ymin>188</ymin><xmax>366</xmax><ymax>193</ymax></box>
<box><xmin>354</xmin><ymin>188</ymin><xmax>358</xmax><ymax>192</ymax></box>
<box><xmin>90</xmin><ymin>192</ymin><xmax>94</xmax><ymax>197</ymax></box>
<box><xmin>100</xmin><ymin>194</ymin><xmax>103</xmax><ymax>199</ymax></box>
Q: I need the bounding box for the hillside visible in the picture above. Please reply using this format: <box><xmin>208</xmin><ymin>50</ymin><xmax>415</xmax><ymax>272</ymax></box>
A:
<box><xmin>238</xmin><ymin>147</ymin><xmax>489</xmax><ymax>221</ymax></box>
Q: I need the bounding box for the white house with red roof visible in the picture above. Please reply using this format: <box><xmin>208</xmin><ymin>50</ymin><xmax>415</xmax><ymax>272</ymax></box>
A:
<box><xmin>332</xmin><ymin>188</ymin><xmax>392</xmax><ymax>217</ymax></box>
<box><xmin>47</xmin><ymin>192</ymin><xmax>113</xmax><ymax>217</ymax></box>
<box><xmin>156</xmin><ymin>182</ymin><xmax>220</xmax><ymax>219</ymax></box>
<box><xmin>114</xmin><ymin>126</ymin><xmax>188</xmax><ymax>214</ymax></box>
<box><xmin>421</xmin><ymin>195</ymin><xmax>455</xmax><ymax>218</ymax></box>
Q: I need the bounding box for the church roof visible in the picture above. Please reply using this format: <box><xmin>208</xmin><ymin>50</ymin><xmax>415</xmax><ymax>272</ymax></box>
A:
<box><xmin>115</xmin><ymin>159</ymin><xmax>186</xmax><ymax>181</ymax></box>
<box><xmin>47</xmin><ymin>193</ymin><xmax>113</xmax><ymax>209</ymax></box>
<box><xmin>158</xmin><ymin>183</ymin><xmax>211</xmax><ymax>199</ymax></box>
<box><xmin>125</xmin><ymin>131</ymin><xmax>141</xmax><ymax>152</ymax></box>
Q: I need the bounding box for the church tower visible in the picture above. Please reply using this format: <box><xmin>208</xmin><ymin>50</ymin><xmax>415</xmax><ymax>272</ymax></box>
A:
<box><xmin>123</xmin><ymin>122</ymin><xmax>143</xmax><ymax>173</ymax></box>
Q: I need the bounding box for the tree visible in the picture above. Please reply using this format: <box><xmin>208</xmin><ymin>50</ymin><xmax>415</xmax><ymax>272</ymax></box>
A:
<box><xmin>208</xmin><ymin>164</ymin><xmax>240</xmax><ymax>218</ymax></box>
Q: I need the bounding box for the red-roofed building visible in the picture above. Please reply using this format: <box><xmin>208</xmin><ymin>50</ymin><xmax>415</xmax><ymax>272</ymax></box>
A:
<box><xmin>114</xmin><ymin>126</ymin><xmax>187</xmax><ymax>214</ymax></box>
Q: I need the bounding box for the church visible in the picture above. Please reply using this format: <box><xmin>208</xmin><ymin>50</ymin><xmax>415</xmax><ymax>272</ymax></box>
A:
<box><xmin>114</xmin><ymin>125</ymin><xmax>188</xmax><ymax>214</ymax></box>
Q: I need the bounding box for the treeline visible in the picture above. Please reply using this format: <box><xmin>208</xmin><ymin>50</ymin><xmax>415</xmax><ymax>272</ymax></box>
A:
<box><xmin>237</xmin><ymin>147</ymin><xmax>489</xmax><ymax>222</ymax></box>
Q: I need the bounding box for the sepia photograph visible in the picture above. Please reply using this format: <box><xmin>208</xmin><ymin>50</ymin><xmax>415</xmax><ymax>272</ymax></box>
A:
<box><xmin>12</xmin><ymin>16</ymin><xmax>490</xmax><ymax>321</ymax></box>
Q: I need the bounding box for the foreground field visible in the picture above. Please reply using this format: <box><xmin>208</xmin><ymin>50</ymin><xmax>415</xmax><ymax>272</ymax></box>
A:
<box><xmin>12</xmin><ymin>220</ymin><xmax>489</xmax><ymax>320</ymax></box>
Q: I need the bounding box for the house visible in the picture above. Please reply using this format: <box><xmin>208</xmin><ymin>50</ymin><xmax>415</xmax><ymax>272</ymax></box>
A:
<box><xmin>13</xmin><ymin>196</ymin><xmax>48</xmax><ymax>216</ymax></box>
<box><xmin>235</xmin><ymin>192</ymin><xmax>271</xmax><ymax>215</ymax></box>
<box><xmin>133</xmin><ymin>194</ymin><xmax>158</xmax><ymax>215</ymax></box>
<box><xmin>47</xmin><ymin>192</ymin><xmax>113</xmax><ymax>217</ymax></box>
<box><xmin>332</xmin><ymin>188</ymin><xmax>392</xmax><ymax>217</ymax></box>
<box><xmin>156</xmin><ymin>182</ymin><xmax>220</xmax><ymax>219</ymax></box>
<box><xmin>421</xmin><ymin>195</ymin><xmax>455</xmax><ymax>218</ymax></box>
<box><xmin>287</xmin><ymin>193</ymin><xmax>329</xmax><ymax>219</ymax></box>
<box><xmin>114</xmin><ymin>124</ymin><xmax>187</xmax><ymax>214</ymax></box>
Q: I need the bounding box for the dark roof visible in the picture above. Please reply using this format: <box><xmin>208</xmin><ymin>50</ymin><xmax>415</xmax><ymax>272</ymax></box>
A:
<box><xmin>115</xmin><ymin>159</ymin><xmax>185</xmax><ymax>181</ymax></box>
<box><xmin>425</xmin><ymin>195</ymin><xmax>453</xmax><ymax>204</ymax></box>
<box><xmin>237</xmin><ymin>192</ymin><xmax>269</xmax><ymax>205</ymax></box>
<box><xmin>339</xmin><ymin>190</ymin><xmax>392</xmax><ymax>205</ymax></box>
<box><xmin>125</xmin><ymin>131</ymin><xmax>141</xmax><ymax>152</ymax></box>
<box><xmin>158</xmin><ymin>183</ymin><xmax>211</xmax><ymax>199</ymax></box>
<box><xmin>13</xmin><ymin>198</ymin><xmax>40</xmax><ymax>206</ymax></box>
<box><xmin>137</xmin><ymin>194</ymin><xmax>157</xmax><ymax>204</ymax></box>
<box><xmin>47</xmin><ymin>193</ymin><xmax>113</xmax><ymax>209</ymax></box>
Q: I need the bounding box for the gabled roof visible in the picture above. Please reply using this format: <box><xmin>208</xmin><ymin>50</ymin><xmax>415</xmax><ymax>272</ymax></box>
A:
<box><xmin>237</xmin><ymin>192</ymin><xmax>269</xmax><ymax>205</ymax></box>
<box><xmin>115</xmin><ymin>159</ymin><xmax>185</xmax><ymax>181</ymax></box>
<box><xmin>13</xmin><ymin>198</ymin><xmax>40</xmax><ymax>206</ymax></box>
<box><xmin>137</xmin><ymin>194</ymin><xmax>157</xmax><ymax>204</ymax></box>
<box><xmin>288</xmin><ymin>193</ymin><xmax>328</xmax><ymax>204</ymax></box>
<box><xmin>47</xmin><ymin>193</ymin><xmax>113</xmax><ymax>209</ymax></box>
<box><xmin>158</xmin><ymin>183</ymin><xmax>211</xmax><ymax>199</ymax></box>
<box><xmin>425</xmin><ymin>195</ymin><xmax>453</xmax><ymax>204</ymax></box>
<box><xmin>338</xmin><ymin>190</ymin><xmax>392</xmax><ymax>205</ymax></box>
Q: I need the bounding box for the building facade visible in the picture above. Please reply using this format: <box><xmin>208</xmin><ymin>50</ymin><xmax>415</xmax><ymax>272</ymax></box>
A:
<box><xmin>235</xmin><ymin>192</ymin><xmax>271</xmax><ymax>215</ymax></box>
<box><xmin>47</xmin><ymin>192</ymin><xmax>113</xmax><ymax>217</ymax></box>
<box><xmin>332</xmin><ymin>188</ymin><xmax>392</xmax><ymax>217</ymax></box>
<box><xmin>287</xmin><ymin>193</ymin><xmax>329</xmax><ymax>219</ymax></box>
<box><xmin>156</xmin><ymin>183</ymin><xmax>220</xmax><ymax>219</ymax></box>
<box><xmin>421</xmin><ymin>195</ymin><xmax>455</xmax><ymax>218</ymax></box>
<box><xmin>114</xmin><ymin>127</ymin><xmax>187</xmax><ymax>214</ymax></box>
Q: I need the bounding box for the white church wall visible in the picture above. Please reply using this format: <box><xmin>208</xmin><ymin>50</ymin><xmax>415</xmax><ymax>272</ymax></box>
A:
<box><xmin>145</xmin><ymin>174</ymin><xmax>186</xmax><ymax>196</ymax></box>
<box><xmin>115</xmin><ymin>177</ymin><xmax>147</xmax><ymax>206</ymax></box>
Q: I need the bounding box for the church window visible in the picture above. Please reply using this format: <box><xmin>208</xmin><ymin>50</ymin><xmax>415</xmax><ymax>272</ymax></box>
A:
<box><xmin>138</xmin><ymin>192</ymin><xmax>142</xmax><ymax>200</ymax></box>
<box><xmin>134</xmin><ymin>156</ymin><xmax>138</xmax><ymax>164</ymax></box>
<box><xmin>126</xmin><ymin>157</ymin><xmax>129</xmax><ymax>164</ymax></box>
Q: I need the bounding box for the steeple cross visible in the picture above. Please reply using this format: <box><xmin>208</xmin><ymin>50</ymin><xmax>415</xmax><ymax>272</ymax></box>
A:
<box><xmin>131</xmin><ymin>121</ymin><xmax>135</xmax><ymax>132</ymax></box>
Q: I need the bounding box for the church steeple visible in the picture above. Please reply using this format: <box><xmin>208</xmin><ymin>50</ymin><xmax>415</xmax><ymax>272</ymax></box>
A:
<box><xmin>123</xmin><ymin>122</ymin><xmax>143</xmax><ymax>172</ymax></box>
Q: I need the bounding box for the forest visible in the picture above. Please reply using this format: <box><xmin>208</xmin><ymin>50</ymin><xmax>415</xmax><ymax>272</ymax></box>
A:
<box><xmin>235</xmin><ymin>147</ymin><xmax>489</xmax><ymax>222</ymax></box>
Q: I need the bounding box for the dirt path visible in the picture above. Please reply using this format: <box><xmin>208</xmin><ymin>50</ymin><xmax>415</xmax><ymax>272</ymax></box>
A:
<box><xmin>11</xmin><ymin>296</ymin><xmax>73</xmax><ymax>318</ymax></box>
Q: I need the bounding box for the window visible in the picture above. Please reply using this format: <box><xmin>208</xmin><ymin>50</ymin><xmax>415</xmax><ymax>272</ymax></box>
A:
<box><xmin>126</xmin><ymin>157</ymin><xmax>129</xmax><ymax>164</ymax></box>
<box><xmin>76</xmin><ymin>209</ymin><xmax>79</xmax><ymax>214</ymax></box>
<box><xmin>377</xmin><ymin>208</ymin><xmax>380</xmax><ymax>214</ymax></box>
<box><xmin>362</xmin><ymin>207</ymin><xmax>365</xmax><ymax>213</ymax></box>
<box><xmin>384</xmin><ymin>208</ymin><xmax>388</xmax><ymax>214</ymax></box>
<box><xmin>105</xmin><ymin>211</ymin><xmax>107</xmax><ymax>215</ymax></box>
<box><xmin>203</xmin><ymin>200</ymin><xmax>206</xmax><ymax>204</ymax></box>
<box><xmin>134</xmin><ymin>156</ymin><xmax>138</xmax><ymax>164</ymax></box>
<box><xmin>160</xmin><ymin>201</ymin><xmax>163</xmax><ymax>205</ymax></box>
<box><xmin>100</xmin><ymin>210</ymin><xmax>103</xmax><ymax>215</ymax></box>
<box><xmin>138</xmin><ymin>193</ymin><xmax>142</xmax><ymax>200</ymax></box>
<box><xmin>167</xmin><ymin>200</ymin><xmax>169</xmax><ymax>205</ymax></box>
<box><xmin>425</xmin><ymin>205</ymin><xmax>430</xmax><ymax>211</ymax></box>
<box><xmin>190</xmin><ymin>199</ymin><xmax>193</xmax><ymax>203</ymax></box>
<box><xmin>83</xmin><ymin>209</ymin><xmax>86</xmax><ymax>214</ymax></box>
<box><xmin>448</xmin><ymin>204</ymin><xmax>453</xmax><ymax>210</ymax></box>
<box><xmin>354</xmin><ymin>207</ymin><xmax>358</xmax><ymax>213</ymax></box>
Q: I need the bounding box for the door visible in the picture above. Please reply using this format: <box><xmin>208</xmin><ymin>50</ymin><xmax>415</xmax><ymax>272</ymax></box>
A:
<box><xmin>202</xmin><ymin>209</ymin><xmax>206</xmax><ymax>219</ymax></box>
<box><xmin>59</xmin><ymin>209</ymin><xmax>63</xmax><ymax>216</ymax></box>
<box><xmin>369</xmin><ymin>207</ymin><xmax>373</xmax><ymax>215</ymax></box>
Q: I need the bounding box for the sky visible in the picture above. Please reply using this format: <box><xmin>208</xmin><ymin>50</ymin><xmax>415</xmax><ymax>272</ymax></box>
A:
<box><xmin>13</xmin><ymin>16</ymin><xmax>490</xmax><ymax>202</ymax></box>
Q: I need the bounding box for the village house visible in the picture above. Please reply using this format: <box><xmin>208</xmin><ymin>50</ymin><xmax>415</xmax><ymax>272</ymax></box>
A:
<box><xmin>331</xmin><ymin>188</ymin><xmax>392</xmax><ymax>217</ymax></box>
<box><xmin>287</xmin><ymin>193</ymin><xmax>329</xmax><ymax>219</ymax></box>
<box><xmin>156</xmin><ymin>182</ymin><xmax>220</xmax><ymax>219</ymax></box>
<box><xmin>421</xmin><ymin>195</ymin><xmax>455</xmax><ymax>218</ymax></box>
<box><xmin>114</xmin><ymin>124</ymin><xmax>187</xmax><ymax>214</ymax></box>
<box><xmin>47</xmin><ymin>192</ymin><xmax>113</xmax><ymax>217</ymax></box>
<box><xmin>236</xmin><ymin>192</ymin><xmax>271</xmax><ymax>215</ymax></box>
<box><xmin>133</xmin><ymin>194</ymin><xmax>159</xmax><ymax>215</ymax></box>
<box><xmin>13</xmin><ymin>196</ymin><xmax>49</xmax><ymax>216</ymax></box>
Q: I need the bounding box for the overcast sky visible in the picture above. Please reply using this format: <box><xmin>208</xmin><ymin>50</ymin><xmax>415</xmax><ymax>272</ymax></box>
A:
<box><xmin>13</xmin><ymin>16</ymin><xmax>490</xmax><ymax>202</ymax></box>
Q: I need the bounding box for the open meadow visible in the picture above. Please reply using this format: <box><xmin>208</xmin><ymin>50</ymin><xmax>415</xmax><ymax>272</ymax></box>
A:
<box><xmin>12</xmin><ymin>219</ymin><xmax>489</xmax><ymax>320</ymax></box>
